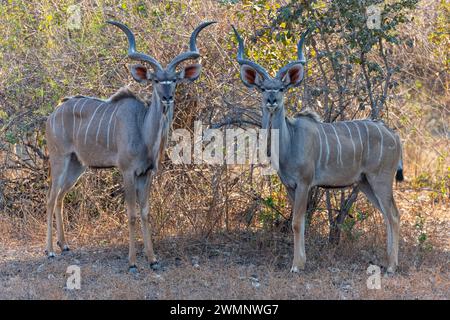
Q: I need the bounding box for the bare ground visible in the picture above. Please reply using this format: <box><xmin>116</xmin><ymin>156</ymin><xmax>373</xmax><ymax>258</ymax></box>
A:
<box><xmin>0</xmin><ymin>188</ymin><xmax>449</xmax><ymax>300</ymax></box>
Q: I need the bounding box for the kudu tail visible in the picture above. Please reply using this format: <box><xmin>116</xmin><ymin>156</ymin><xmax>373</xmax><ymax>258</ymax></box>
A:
<box><xmin>395</xmin><ymin>150</ymin><xmax>404</xmax><ymax>182</ymax></box>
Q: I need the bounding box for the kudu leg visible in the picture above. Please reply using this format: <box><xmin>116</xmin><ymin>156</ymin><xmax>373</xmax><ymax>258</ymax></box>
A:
<box><xmin>46</xmin><ymin>154</ymin><xmax>85</xmax><ymax>256</ymax></box>
<box><xmin>123</xmin><ymin>173</ymin><xmax>138</xmax><ymax>270</ymax></box>
<box><xmin>359</xmin><ymin>180</ymin><xmax>393</xmax><ymax>251</ymax></box>
<box><xmin>54</xmin><ymin>155</ymin><xmax>85</xmax><ymax>252</ymax></box>
<box><xmin>291</xmin><ymin>184</ymin><xmax>309</xmax><ymax>273</ymax></box>
<box><xmin>46</xmin><ymin>183</ymin><xmax>59</xmax><ymax>257</ymax></box>
<box><xmin>136</xmin><ymin>172</ymin><xmax>158</xmax><ymax>267</ymax></box>
<box><xmin>366</xmin><ymin>175</ymin><xmax>400</xmax><ymax>273</ymax></box>
<box><xmin>46</xmin><ymin>158</ymin><xmax>66</xmax><ymax>257</ymax></box>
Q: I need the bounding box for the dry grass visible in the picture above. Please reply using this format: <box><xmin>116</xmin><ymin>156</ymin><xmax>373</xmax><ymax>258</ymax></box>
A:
<box><xmin>0</xmin><ymin>186</ymin><xmax>448</xmax><ymax>300</ymax></box>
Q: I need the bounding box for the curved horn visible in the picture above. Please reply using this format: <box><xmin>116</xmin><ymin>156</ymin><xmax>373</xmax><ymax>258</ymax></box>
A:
<box><xmin>167</xmin><ymin>21</ymin><xmax>217</xmax><ymax>71</ymax></box>
<box><xmin>276</xmin><ymin>29</ymin><xmax>309</xmax><ymax>79</ymax></box>
<box><xmin>232</xmin><ymin>25</ymin><xmax>270</xmax><ymax>79</ymax></box>
<box><xmin>107</xmin><ymin>20</ymin><xmax>163</xmax><ymax>72</ymax></box>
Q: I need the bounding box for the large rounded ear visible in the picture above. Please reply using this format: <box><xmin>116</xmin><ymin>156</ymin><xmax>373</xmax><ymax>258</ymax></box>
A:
<box><xmin>178</xmin><ymin>64</ymin><xmax>202</xmax><ymax>82</ymax></box>
<box><xmin>240</xmin><ymin>65</ymin><xmax>263</xmax><ymax>88</ymax></box>
<box><xmin>130</xmin><ymin>64</ymin><xmax>152</xmax><ymax>83</ymax></box>
<box><xmin>280</xmin><ymin>63</ymin><xmax>304</xmax><ymax>88</ymax></box>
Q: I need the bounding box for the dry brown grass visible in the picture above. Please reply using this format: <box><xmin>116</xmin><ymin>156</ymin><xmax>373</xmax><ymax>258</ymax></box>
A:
<box><xmin>1</xmin><ymin>186</ymin><xmax>448</xmax><ymax>300</ymax></box>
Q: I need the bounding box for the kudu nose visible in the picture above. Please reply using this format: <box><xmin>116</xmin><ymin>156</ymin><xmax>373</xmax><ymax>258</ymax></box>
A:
<box><xmin>267</xmin><ymin>97</ymin><xmax>277</xmax><ymax>105</ymax></box>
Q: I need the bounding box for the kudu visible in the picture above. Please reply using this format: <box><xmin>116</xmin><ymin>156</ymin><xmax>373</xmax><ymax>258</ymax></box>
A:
<box><xmin>45</xmin><ymin>20</ymin><xmax>215</xmax><ymax>271</ymax></box>
<box><xmin>233</xmin><ymin>27</ymin><xmax>403</xmax><ymax>273</ymax></box>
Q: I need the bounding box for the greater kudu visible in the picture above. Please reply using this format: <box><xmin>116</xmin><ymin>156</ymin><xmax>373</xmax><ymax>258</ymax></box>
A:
<box><xmin>233</xmin><ymin>27</ymin><xmax>403</xmax><ymax>274</ymax></box>
<box><xmin>45</xmin><ymin>20</ymin><xmax>216</xmax><ymax>271</ymax></box>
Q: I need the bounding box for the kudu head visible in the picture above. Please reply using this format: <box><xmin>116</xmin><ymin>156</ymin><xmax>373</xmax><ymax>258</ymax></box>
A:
<box><xmin>107</xmin><ymin>20</ymin><xmax>216</xmax><ymax>114</ymax></box>
<box><xmin>232</xmin><ymin>26</ymin><xmax>308</xmax><ymax>130</ymax></box>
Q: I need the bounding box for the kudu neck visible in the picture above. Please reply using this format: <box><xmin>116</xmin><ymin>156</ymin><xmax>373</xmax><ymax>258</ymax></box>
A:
<box><xmin>269</xmin><ymin>105</ymin><xmax>291</xmax><ymax>161</ymax></box>
<box><xmin>142</xmin><ymin>87</ymin><xmax>174</xmax><ymax>156</ymax></box>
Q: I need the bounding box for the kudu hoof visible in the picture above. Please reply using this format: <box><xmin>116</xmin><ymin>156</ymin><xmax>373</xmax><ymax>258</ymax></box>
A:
<box><xmin>128</xmin><ymin>265</ymin><xmax>139</xmax><ymax>274</ymax></box>
<box><xmin>45</xmin><ymin>250</ymin><xmax>56</xmax><ymax>258</ymax></box>
<box><xmin>290</xmin><ymin>265</ymin><xmax>305</xmax><ymax>273</ymax></box>
<box><xmin>385</xmin><ymin>267</ymin><xmax>396</xmax><ymax>276</ymax></box>
<box><xmin>57</xmin><ymin>241</ymin><xmax>70</xmax><ymax>252</ymax></box>
<box><xmin>150</xmin><ymin>261</ymin><xmax>161</xmax><ymax>271</ymax></box>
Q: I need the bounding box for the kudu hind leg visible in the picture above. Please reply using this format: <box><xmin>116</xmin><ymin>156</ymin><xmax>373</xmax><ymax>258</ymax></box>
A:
<box><xmin>46</xmin><ymin>180</ymin><xmax>60</xmax><ymax>257</ymax></box>
<box><xmin>136</xmin><ymin>173</ymin><xmax>157</xmax><ymax>266</ymax></box>
<box><xmin>366</xmin><ymin>175</ymin><xmax>400</xmax><ymax>273</ymax></box>
<box><xmin>359</xmin><ymin>180</ymin><xmax>392</xmax><ymax>253</ymax></box>
<box><xmin>46</xmin><ymin>154</ymin><xmax>85</xmax><ymax>256</ymax></box>
<box><xmin>291</xmin><ymin>184</ymin><xmax>309</xmax><ymax>273</ymax></box>
<box><xmin>54</xmin><ymin>154</ymin><xmax>85</xmax><ymax>252</ymax></box>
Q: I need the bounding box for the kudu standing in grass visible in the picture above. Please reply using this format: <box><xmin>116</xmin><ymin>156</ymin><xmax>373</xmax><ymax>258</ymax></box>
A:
<box><xmin>45</xmin><ymin>21</ymin><xmax>215</xmax><ymax>271</ymax></box>
<box><xmin>233</xmin><ymin>27</ymin><xmax>403</xmax><ymax>273</ymax></box>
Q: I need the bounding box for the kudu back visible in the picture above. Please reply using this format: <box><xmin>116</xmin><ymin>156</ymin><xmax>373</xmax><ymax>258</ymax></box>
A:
<box><xmin>233</xmin><ymin>26</ymin><xmax>403</xmax><ymax>274</ymax></box>
<box><xmin>45</xmin><ymin>20</ymin><xmax>215</xmax><ymax>271</ymax></box>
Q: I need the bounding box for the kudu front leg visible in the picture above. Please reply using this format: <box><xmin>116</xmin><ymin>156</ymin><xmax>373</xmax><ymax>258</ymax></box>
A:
<box><xmin>291</xmin><ymin>184</ymin><xmax>309</xmax><ymax>273</ymax></box>
<box><xmin>123</xmin><ymin>173</ymin><xmax>138</xmax><ymax>272</ymax></box>
<box><xmin>137</xmin><ymin>172</ymin><xmax>159</xmax><ymax>270</ymax></box>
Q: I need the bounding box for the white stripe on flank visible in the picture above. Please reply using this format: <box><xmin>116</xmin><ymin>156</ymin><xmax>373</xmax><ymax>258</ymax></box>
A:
<box><xmin>316</xmin><ymin>126</ymin><xmax>323</xmax><ymax>165</ymax></box>
<box><xmin>363</xmin><ymin>121</ymin><xmax>371</xmax><ymax>154</ymax></box>
<box><xmin>72</xmin><ymin>99</ymin><xmax>84</xmax><ymax>141</ymax></box>
<box><xmin>84</xmin><ymin>102</ymin><xmax>104</xmax><ymax>145</ymax></box>
<box><xmin>330</xmin><ymin>124</ymin><xmax>343</xmax><ymax>167</ymax></box>
<box><xmin>319</xmin><ymin>124</ymin><xmax>330</xmax><ymax>165</ymax></box>
<box><xmin>383</xmin><ymin>126</ymin><xmax>398</xmax><ymax>149</ymax></box>
<box><xmin>76</xmin><ymin>98</ymin><xmax>90</xmax><ymax>141</ymax></box>
<box><xmin>342</xmin><ymin>122</ymin><xmax>356</xmax><ymax>164</ymax></box>
<box><xmin>60</xmin><ymin>104</ymin><xmax>65</xmax><ymax>135</ymax></box>
<box><xmin>352</xmin><ymin>121</ymin><xmax>364</xmax><ymax>161</ymax></box>
<box><xmin>106</xmin><ymin>104</ymin><xmax>120</xmax><ymax>150</ymax></box>
<box><xmin>374</xmin><ymin>123</ymin><xmax>384</xmax><ymax>163</ymax></box>
<box><xmin>112</xmin><ymin>116</ymin><xmax>118</xmax><ymax>148</ymax></box>
<box><xmin>95</xmin><ymin>103</ymin><xmax>110</xmax><ymax>143</ymax></box>
<box><xmin>51</xmin><ymin>111</ymin><xmax>57</xmax><ymax>137</ymax></box>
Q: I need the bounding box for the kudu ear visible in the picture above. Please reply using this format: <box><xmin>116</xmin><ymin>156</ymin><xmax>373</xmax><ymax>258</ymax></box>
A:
<box><xmin>280</xmin><ymin>63</ymin><xmax>304</xmax><ymax>88</ymax></box>
<box><xmin>240</xmin><ymin>65</ymin><xmax>263</xmax><ymax>88</ymax></box>
<box><xmin>178</xmin><ymin>64</ymin><xmax>202</xmax><ymax>82</ymax></box>
<box><xmin>130</xmin><ymin>64</ymin><xmax>152</xmax><ymax>83</ymax></box>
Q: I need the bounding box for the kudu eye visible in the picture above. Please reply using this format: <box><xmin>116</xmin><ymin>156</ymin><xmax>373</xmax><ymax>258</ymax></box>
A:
<box><xmin>154</xmin><ymin>79</ymin><xmax>159</xmax><ymax>83</ymax></box>
<box><xmin>261</xmin><ymin>88</ymin><xmax>266</xmax><ymax>92</ymax></box>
